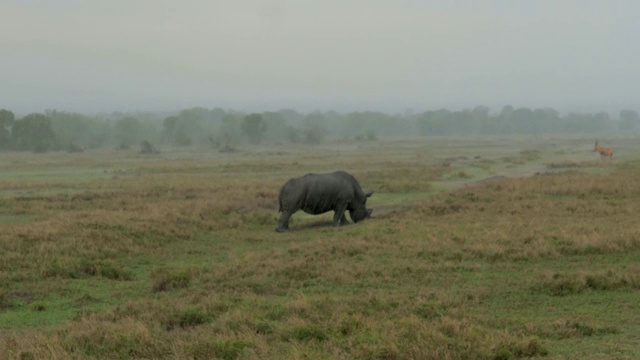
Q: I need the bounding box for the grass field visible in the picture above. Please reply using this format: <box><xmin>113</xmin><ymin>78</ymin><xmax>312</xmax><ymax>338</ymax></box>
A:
<box><xmin>1</xmin><ymin>135</ymin><xmax>639</xmax><ymax>359</ymax></box>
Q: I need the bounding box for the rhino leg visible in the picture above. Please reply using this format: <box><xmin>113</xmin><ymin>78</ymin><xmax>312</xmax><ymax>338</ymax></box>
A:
<box><xmin>333</xmin><ymin>204</ymin><xmax>349</xmax><ymax>226</ymax></box>
<box><xmin>276</xmin><ymin>210</ymin><xmax>293</xmax><ymax>232</ymax></box>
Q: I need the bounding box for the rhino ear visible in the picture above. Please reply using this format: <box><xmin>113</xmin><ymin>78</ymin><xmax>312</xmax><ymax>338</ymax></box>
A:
<box><xmin>365</xmin><ymin>192</ymin><xmax>373</xmax><ymax>198</ymax></box>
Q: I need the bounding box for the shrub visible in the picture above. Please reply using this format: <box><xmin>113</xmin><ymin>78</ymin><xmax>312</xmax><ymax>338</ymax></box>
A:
<box><xmin>535</xmin><ymin>268</ymin><xmax>640</xmax><ymax>296</ymax></box>
<box><xmin>139</xmin><ymin>140</ymin><xmax>158</xmax><ymax>154</ymax></box>
<box><xmin>413</xmin><ymin>301</ymin><xmax>446</xmax><ymax>320</ymax></box>
<box><xmin>60</xmin><ymin>318</ymin><xmax>162</xmax><ymax>359</ymax></box>
<box><xmin>286</xmin><ymin>325</ymin><xmax>327</xmax><ymax>342</ymax></box>
<box><xmin>162</xmin><ymin>306</ymin><xmax>211</xmax><ymax>330</ymax></box>
<box><xmin>151</xmin><ymin>267</ymin><xmax>195</xmax><ymax>292</ymax></box>
<box><xmin>189</xmin><ymin>339</ymin><xmax>251</xmax><ymax>360</ymax></box>
<box><xmin>255</xmin><ymin>321</ymin><xmax>274</xmax><ymax>335</ymax></box>
<box><xmin>42</xmin><ymin>259</ymin><xmax>133</xmax><ymax>281</ymax></box>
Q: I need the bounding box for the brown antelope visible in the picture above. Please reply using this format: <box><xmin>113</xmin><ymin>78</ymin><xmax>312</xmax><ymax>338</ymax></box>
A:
<box><xmin>594</xmin><ymin>141</ymin><xmax>613</xmax><ymax>159</ymax></box>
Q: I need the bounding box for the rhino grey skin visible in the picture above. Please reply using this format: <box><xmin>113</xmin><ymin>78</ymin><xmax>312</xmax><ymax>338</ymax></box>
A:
<box><xmin>276</xmin><ymin>171</ymin><xmax>372</xmax><ymax>232</ymax></box>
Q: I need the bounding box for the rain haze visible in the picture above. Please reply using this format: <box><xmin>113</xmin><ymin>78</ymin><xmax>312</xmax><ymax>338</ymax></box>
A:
<box><xmin>1</xmin><ymin>0</ymin><xmax>639</xmax><ymax>115</ymax></box>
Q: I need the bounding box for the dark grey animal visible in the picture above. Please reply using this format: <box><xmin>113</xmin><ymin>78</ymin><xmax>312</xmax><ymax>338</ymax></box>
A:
<box><xmin>276</xmin><ymin>171</ymin><xmax>373</xmax><ymax>232</ymax></box>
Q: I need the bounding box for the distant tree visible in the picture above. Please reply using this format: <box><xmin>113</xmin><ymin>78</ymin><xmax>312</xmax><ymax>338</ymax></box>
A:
<box><xmin>210</xmin><ymin>107</ymin><xmax>226</xmax><ymax>122</ymax></box>
<box><xmin>366</xmin><ymin>130</ymin><xmax>378</xmax><ymax>141</ymax></box>
<box><xmin>449</xmin><ymin>110</ymin><xmax>475</xmax><ymax>135</ymax></box>
<box><xmin>562</xmin><ymin>112</ymin><xmax>614</xmax><ymax>133</ymax></box>
<box><xmin>220</xmin><ymin>112</ymin><xmax>243</xmax><ymax>146</ymax></box>
<box><xmin>161</xmin><ymin>108</ymin><xmax>219</xmax><ymax>146</ymax></box>
<box><xmin>470</xmin><ymin>106</ymin><xmax>490</xmax><ymax>122</ymax></box>
<box><xmin>12</xmin><ymin>113</ymin><xmax>57</xmax><ymax>152</ymax></box>
<box><xmin>278</xmin><ymin>109</ymin><xmax>304</xmax><ymax>125</ymax></box>
<box><xmin>262</xmin><ymin>111</ymin><xmax>288</xmax><ymax>142</ymax></box>
<box><xmin>241</xmin><ymin>113</ymin><xmax>267</xmax><ymax>144</ymax></box>
<box><xmin>67</xmin><ymin>142</ymin><xmax>84</xmax><ymax>153</ymax></box>
<box><xmin>162</xmin><ymin>116</ymin><xmax>192</xmax><ymax>146</ymax></box>
<box><xmin>114</xmin><ymin>116</ymin><xmax>143</xmax><ymax>148</ymax></box>
<box><xmin>341</xmin><ymin>111</ymin><xmax>396</xmax><ymax>137</ymax></box>
<box><xmin>619</xmin><ymin>109</ymin><xmax>640</xmax><ymax>131</ymax></box>
<box><xmin>511</xmin><ymin>108</ymin><xmax>535</xmax><ymax>133</ymax></box>
<box><xmin>532</xmin><ymin>108</ymin><xmax>561</xmax><ymax>133</ymax></box>
<box><xmin>177</xmin><ymin>107</ymin><xmax>209</xmax><ymax>143</ymax></box>
<box><xmin>0</xmin><ymin>109</ymin><xmax>15</xmax><ymax>149</ymax></box>
<box><xmin>343</xmin><ymin>112</ymin><xmax>368</xmax><ymax>136</ymax></box>
<box><xmin>416</xmin><ymin>109</ymin><xmax>453</xmax><ymax>135</ymax></box>
<box><xmin>562</xmin><ymin>113</ymin><xmax>583</xmax><ymax>133</ymax></box>
<box><xmin>47</xmin><ymin>110</ymin><xmax>99</xmax><ymax>149</ymax></box>
<box><xmin>301</xmin><ymin>112</ymin><xmax>328</xmax><ymax>143</ymax></box>
<box><xmin>499</xmin><ymin>105</ymin><xmax>514</xmax><ymax>119</ymax></box>
<box><xmin>139</xmin><ymin>140</ymin><xmax>158</xmax><ymax>154</ymax></box>
<box><xmin>286</xmin><ymin>126</ymin><xmax>301</xmax><ymax>143</ymax></box>
<box><xmin>579</xmin><ymin>112</ymin><xmax>611</xmax><ymax>133</ymax></box>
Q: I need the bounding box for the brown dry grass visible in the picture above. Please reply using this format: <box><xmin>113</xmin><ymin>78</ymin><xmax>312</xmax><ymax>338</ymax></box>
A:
<box><xmin>1</xmin><ymin>137</ymin><xmax>640</xmax><ymax>359</ymax></box>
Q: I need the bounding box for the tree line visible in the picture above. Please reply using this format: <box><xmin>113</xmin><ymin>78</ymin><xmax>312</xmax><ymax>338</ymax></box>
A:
<box><xmin>1</xmin><ymin>106</ymin><xmax>639</xmax><ymax>152</ymax></box>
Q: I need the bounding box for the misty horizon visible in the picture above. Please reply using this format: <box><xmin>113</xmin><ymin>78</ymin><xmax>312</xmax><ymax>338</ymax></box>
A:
<box><xmin>2</xmin><ymin>1</ymin><xmax>639</xmax><ymax>115</ymax></box>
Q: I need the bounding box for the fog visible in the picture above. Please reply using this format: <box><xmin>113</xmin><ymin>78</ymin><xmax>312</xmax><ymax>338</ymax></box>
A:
<box><xmin>1</xmin><ymin>1</ymin><xmax>639</xmax><ymax>115</ymax></box>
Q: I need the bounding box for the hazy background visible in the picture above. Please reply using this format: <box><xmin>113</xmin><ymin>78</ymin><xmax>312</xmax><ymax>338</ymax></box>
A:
<box><xmin>1</xmin><ymin>0</ymin><xmax>639</xmax><ymax>115</ymax></box>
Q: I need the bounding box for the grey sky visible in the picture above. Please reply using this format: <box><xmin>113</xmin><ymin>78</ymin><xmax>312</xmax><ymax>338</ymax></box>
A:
<box><xmin>1</xmin><ymin>0</ymin><xmax>639</xmax><ymax>115</ymax></box>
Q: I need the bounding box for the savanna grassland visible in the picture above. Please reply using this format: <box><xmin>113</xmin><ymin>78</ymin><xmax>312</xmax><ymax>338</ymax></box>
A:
<box><xmin>1</xmin><ymin>135</ymin><xmax>640</xmax><ymax>359</ymax></box>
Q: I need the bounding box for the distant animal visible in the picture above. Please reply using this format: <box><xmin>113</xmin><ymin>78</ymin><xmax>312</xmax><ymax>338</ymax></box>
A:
<box><xmin>594</xmin><ymin>141</ymin><xmax>613</xmax><ymax>159</ymax></box>
<box><xmin>276</xmin><ymin>171</ymin><xmax>373</xmax><ymax>232</ymax></box>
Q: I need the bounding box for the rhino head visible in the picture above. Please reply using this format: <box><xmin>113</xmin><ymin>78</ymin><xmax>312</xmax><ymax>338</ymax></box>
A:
<box><xmin>349</xmin><ymin>192</ymin><xmax>373</xmax><ymax>223</ymax></box>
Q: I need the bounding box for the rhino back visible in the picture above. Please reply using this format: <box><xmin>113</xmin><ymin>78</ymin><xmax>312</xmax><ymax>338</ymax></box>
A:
<box><xmin>279</xmin><ymin>172</ymin><xmax>356</xmax><ymax>214</ymax></box>
<box><xmin>307</xmin><ymin>172</ymin><xmax>355</xmax><ymax>198</ymax></box>
<box><xmin>332</xmin><ymin>171</ymin><xmax>367</xmax><ymax>200</ymax></box>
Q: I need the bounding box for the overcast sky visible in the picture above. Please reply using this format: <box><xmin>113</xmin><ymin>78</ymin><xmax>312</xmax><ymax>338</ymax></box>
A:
<box><xmin>1</xmin><ymin>1</ymin><xmax>639</xmax><ymax>115</ymax></box>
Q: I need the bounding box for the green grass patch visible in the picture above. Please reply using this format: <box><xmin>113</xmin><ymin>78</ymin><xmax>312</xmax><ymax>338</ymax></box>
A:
<box><xmin>1</xmin><ymin>136</ymin><xmax>640</xmax><ymax>358</ymax></box>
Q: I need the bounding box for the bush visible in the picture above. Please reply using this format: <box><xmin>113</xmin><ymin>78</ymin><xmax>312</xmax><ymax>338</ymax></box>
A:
<box><xmin>162</xmin><ymin>306</ymin><xmax>211</xmax><ymax>330</ymax></box>
<box><xmin>151</xmin><ymin>267</ymin><xmax>195</xmax><ymax>292</ymax></box>
<box><xmin>139</xmin><ymin>140</ymin><xmax>158</xmax><ymax>154</ymax></box>
<box><xmin>286</xmin><ymin>325</ymin><xmax>327</xmax><ymax>342</ymax></box>
<box><xmin>42</xmin><ymin>259</ymin><xmax>133</xmax><ymax>281</ymax></box>
<box><xmin>189</xmin><ymin>339</ymin><xmax>251</xmax><ymax>360</ymax></box>
<box><xmin>60</xmin><ymin>318</ymin><xmax>162</xmax><ymax>359</ymax></box>
<box><xmin>492</xmin><ymin>336</ymin><xmax>549</xmax><ymax>358</ymax></box>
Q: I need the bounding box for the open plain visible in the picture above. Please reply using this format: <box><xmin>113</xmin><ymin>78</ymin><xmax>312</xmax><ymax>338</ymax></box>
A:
<box><xmin>1</xmin><ymin>135</ymin><xmax>639</xmax><ymax>359</ymax></box>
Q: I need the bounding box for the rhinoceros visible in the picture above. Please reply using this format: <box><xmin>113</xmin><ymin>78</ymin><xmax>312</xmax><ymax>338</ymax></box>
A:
<box><xmin>276</xmin><ymin>171</ymin><xmax>373</xmax><ymax>232</ymax></box>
